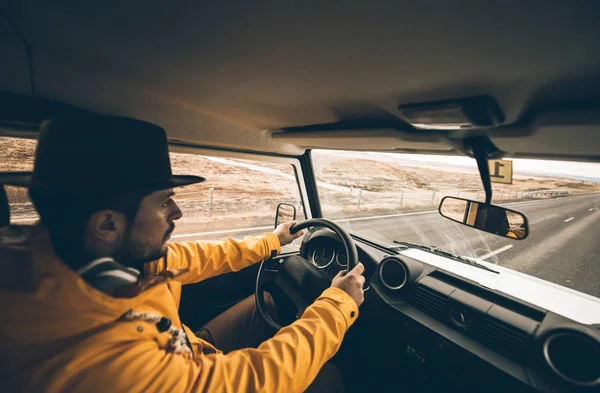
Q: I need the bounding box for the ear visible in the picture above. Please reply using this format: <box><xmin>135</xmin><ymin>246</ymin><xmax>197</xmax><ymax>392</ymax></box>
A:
<box><xmin>87</xmin><ymin>210</ymin><xmax>127</xmax><ymax>243</ymax></box>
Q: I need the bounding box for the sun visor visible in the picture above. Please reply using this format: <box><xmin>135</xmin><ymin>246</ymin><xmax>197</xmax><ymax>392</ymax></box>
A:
<box><xmin>489</xmin><ymin>109</ymin><xmax>600</xmax><ymax>160</ymax></box>
<box><xmin>271</xmin><ymin>128</ymin><xmax>452</xmax><ymax>151</ymax></box>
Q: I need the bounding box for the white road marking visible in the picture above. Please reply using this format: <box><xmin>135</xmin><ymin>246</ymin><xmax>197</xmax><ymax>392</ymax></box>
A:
<box><xmin>479</xmin><ymin>245</ymin><xmax>514</xmax><ymax>260</ymax></box>
<box><xmin>564</xmin><ymin>217</ymin><xmax>575</xmax><ymax>223</ymax></box>
<box><xmin>171</xmin><ymin>225</ymin><xmax>274</xmax><ymax>238</ymax></box>
<box><xmin>343</xmin><ymin>210</ymin><xmax>438</xmax><ymax>222</ymax></box>
<box><xmin>589</xmin><ymin>208</ymin><xmax>595</xmax><ymax>211</ymax></box>
<box><xmin>172</xmin><ymin>209</ymin><xmax>440</xmax><ymax>238</ymax></box>
<box><xmin>500</xmin><ymin>200</ymin><xmax>544</xmax><ymax>207</ymax></box>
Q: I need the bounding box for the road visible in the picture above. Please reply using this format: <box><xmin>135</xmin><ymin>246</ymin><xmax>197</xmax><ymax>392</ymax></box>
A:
<box><xmin>172</xmin><ymin>194</ymin><xmax>600</xmax><ymax>298</ymax></box>
<box><xmin>345</xmin><ymin>194</ymin><xmax>600</xmax><ymax>298</ymax></box>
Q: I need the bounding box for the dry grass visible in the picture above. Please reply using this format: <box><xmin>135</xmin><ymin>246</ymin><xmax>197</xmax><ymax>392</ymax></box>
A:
<box><xmin>314</xmin><ymin>156</ymin><xmax>600</xmax><ymax>194</ymax></box>
<box><xmin>0</xmin><ymin>137</ymin><xmax>36</xmax><ymax>171</ymax></box>
<box><xmin>313</xmin><ymin>156</ymin><xmax>600</xmax><ymax>219</ymax></box>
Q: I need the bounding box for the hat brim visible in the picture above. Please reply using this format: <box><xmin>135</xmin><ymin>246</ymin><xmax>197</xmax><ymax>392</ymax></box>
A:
<box><xmin>0</xmin><ymin>172</ymin><xmax>205</xmax><ymax>190</ymax></box>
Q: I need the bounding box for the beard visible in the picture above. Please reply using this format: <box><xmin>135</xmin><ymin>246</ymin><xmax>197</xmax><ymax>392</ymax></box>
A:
<box><xmin>114</xmin><ymin>223</ymin><xmax>175</xmax><ymax>271</ymax></box>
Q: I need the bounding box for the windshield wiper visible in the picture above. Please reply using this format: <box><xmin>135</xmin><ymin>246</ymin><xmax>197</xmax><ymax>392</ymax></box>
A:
<box><xmin>391</xmin><ymin>241</ymin><xmax>499</xmax><ymax>274</ymax></box>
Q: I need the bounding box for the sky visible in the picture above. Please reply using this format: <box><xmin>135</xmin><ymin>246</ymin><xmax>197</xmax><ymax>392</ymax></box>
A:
<box><xmin>317</xmin><ymin>150</ymin><xmax>600</xmax><ymax>181</ymax></box>
<box><xmin>406</xmin><ymin>154</ymin><xmax>600</xmax><ymax>180</ymax></box>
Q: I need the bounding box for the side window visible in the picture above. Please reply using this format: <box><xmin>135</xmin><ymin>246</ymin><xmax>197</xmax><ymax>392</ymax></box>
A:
<box><xmin>0</xmin><ymin>137</ymin><xmax>306</xmax><ymax>253</ymax></box>
<box><xmin>169</xmin><ymin>152</ymin><xmax>306</xmax><ymax>251</ymax></box>
<box><xmin>0</xmin><ymin>137</ymin><xmax>38</xmax><ymax>224</ymax></box>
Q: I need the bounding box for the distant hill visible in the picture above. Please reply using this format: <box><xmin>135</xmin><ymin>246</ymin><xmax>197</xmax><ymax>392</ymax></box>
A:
<box><xmin>318</xmin><ymin>150</ymin><xmax>600</xmax><ymax>184</ymax></box>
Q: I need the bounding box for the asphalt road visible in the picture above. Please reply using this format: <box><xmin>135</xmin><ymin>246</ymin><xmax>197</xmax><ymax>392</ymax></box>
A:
<box><xmin>172</xmin><ymin>194</ymin><xmax>600</xmax><ymax>299</ymax></box>
<box><xmin>344</xmin><ymin>194</ymin><xmax>600</xmax><ymax>298</ymax></box>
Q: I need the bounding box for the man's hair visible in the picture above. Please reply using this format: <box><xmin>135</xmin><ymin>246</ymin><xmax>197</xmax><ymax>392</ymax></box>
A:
<box><xmin>29</xmin><ymin>188</ymin><xmax>150</xmax><ymax>261</ymax></box>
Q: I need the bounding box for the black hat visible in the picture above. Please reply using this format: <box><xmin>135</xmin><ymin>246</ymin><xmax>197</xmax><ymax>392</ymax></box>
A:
<box><xmin>0</xmin><ymin>115</ymin><xmax>205</xmax><ymax>190</ymax></box>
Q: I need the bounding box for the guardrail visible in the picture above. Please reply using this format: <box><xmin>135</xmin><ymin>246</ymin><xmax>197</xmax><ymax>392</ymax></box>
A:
<box><xmin>6</xmin><ymin>187</ymin><xmax>597</xmax><ymax>229</ymax></box>
<box><xmin>321</xmin><ymin>187</ymin><xmax>577</xmax><ymax>211</ymax></box>
<box><xmin>520</xmin><ymin>190</ymin><xmax>569</xmax><ymax>198</ymax></box>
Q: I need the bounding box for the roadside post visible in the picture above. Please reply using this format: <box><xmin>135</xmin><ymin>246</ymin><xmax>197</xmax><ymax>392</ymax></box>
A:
<box><xmin>208</xmin><ymin>187</ymin><xmax>214</xmax><ymax>219</ymax></box>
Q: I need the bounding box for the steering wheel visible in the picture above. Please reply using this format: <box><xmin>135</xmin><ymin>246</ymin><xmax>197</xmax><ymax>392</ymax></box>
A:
<box><xmin>255</xmin><ymin>218</ymin><xmax>359</xmax><ymax>330</ymax></box>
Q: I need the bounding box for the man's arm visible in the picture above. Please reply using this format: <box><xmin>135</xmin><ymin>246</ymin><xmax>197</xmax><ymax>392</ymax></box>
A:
<box><xmin>145</xmin><ymin>222</ymin><xmax>303</xmax><ymax>284</ymax></box>
<box><xmin>63</xmin><ymin>287</ymin><xmax>358</xmax><ymax>393</ymax></box>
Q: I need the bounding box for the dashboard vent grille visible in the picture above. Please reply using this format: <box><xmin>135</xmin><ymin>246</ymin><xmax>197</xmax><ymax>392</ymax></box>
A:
<box><xmin>410</xmin><ymin>285</ymin><xmax>448</xmax><ymax>321</ymax></box>
<box><xmin>479</xmin><ymin>316</ymin><xmax>529</xmax><ymax>361</ymax></box>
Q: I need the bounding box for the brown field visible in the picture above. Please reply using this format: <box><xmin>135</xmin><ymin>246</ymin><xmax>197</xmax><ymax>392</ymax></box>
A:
<box><xmin>2</xmin><ymin>136</ymin><xmax>600</xmax><ymax>236</ymax></box>
<box><xmin>313</xmin><ymin>156</ymin><xmax>600</xmax><ymax>219</ymax></box>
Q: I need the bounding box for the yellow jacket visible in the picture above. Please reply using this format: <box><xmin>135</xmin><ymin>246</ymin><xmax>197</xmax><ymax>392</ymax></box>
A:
<box><xmin>0</xmin><ymin>227</ymin><xmax>358</xmax><ymax>393</ymax></box>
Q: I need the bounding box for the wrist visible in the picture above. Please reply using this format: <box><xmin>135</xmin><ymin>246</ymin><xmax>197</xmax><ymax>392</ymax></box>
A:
<box><xmin>263</xmin><ymin>232</ymin><xmax>282</xmax><ymax>257</ymax></box>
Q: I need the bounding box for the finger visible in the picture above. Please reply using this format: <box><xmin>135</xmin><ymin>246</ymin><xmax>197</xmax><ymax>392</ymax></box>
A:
<box><xmin>333</xmin><ymin>270</ymin><xmax>346</xmax><ymax>279</ymax></box>
<box><xmin>349</xmin><ymin>262</ymin><xmax>365</xmax><ymax>276</ymax></box>
<box><xmin>292</xmin><ymin>230</ymin><xmax>305</xmax><ymax>239</ymax></box>
<box><xmin>287</xmin><ymin>223</ymin><xmax>299</xmax><ymax>235</ymax></box>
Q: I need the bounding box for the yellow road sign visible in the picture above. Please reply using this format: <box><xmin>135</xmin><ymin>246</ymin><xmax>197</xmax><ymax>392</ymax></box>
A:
<box><xmin>488</xmin><ymin>159</ymin><xmax>513</xmax><ymax>184</ymax></box>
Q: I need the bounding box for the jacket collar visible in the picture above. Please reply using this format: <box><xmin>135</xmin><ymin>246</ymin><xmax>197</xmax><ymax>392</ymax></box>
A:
<box><xmin>76</xmin><ymin>257</ymin><xmax>141</xmax><ymax>298</ymax></box>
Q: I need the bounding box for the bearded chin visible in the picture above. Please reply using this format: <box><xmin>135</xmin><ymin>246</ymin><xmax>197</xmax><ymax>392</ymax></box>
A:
<box><xmin>114</xmin><ymin>231</ymin><xmax>169</xmax><ymax>272</ymax></box>
<box><xmin>115</xmin><ymin>246</ymin><xmax>167</xmax><ymax>272</ymax></box>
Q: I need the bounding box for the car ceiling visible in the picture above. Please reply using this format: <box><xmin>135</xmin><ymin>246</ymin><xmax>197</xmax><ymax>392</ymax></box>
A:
<box><xmin>1</xmin><ymin>1</ymin><xmax>600</xmax><ymax>160</ymax></box>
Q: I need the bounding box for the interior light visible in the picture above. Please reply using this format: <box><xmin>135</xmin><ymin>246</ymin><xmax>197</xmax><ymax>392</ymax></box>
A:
<box><xmin>398</xmin><ymin>96</ymin><xmax>504</xmax><ymax>131</ymax></box>
<box><xmin>411</xmin><ymin>124</ymin><xmax>464</xmax><ymax>130</ymax></box>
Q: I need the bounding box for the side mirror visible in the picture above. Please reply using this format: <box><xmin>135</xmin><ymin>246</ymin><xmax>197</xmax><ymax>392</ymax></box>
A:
<box><xmin>274</xmin><ymin>203</ymin><xmax>297</xmax><ymax>229</ymax></box>
<box><xmin>439</xmin><ymin>196</ymin><xmax>528</xmax><ymax>240</ymax></box>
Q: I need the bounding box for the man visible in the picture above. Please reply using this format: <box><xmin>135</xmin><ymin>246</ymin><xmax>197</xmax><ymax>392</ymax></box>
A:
<box><xmin>472</xmin><ymin>203</ymin><xmax>525</xmax><ymax>239</ymax></box>
<box><xmin>0</xmin><ymin>116</ymin><xmax>365</xmax><ymax>393</ymax></box>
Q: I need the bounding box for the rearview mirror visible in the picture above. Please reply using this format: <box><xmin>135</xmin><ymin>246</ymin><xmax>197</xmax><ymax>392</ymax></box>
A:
<box><xmin>274</xmin><ymin>203</ymin><xmax>297</xmax><ymax>229</ymax></box>
<box><xmin>438</xmin><ymin>196</ymin><xmax>528</xmax><ymax>240</ymax></box>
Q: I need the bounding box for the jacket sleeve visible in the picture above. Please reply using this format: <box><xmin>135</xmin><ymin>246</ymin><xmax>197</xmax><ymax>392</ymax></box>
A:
<box><xmin>144</xmin><ymin>233</ymin><xmax>281</xmax><ymax>285</ymax></box>
<box><xmin>66</xmin><ymin>287</ymin><xmax>358</xmax><ymax>393</ymax></box>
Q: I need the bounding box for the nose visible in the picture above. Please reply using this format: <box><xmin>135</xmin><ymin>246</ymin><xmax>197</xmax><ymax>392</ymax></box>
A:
<box><xmin>170</xmin><ymin>201</ymin><xmax>183</xmax><ymax>222</ymax></box>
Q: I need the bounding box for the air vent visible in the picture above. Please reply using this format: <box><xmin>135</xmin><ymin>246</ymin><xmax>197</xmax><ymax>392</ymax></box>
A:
<box><xmin>429</xmin><ymin>270</ymin><xmax>546</xmax><ymax>322</ymax></box>
<box><xmin>479</xmin><ymin>315</ymin><xmax>529</xmax><ymax>361</ymax></box>
<box><xmin>410</xmin><ymin>284</ymin><xmax>448</xmax><ymax>321</ymax></box>
<box><xmin>379</xmin><ymin>258</ymin><xmax>408</xmax><ymax>290</ymax></box>
<box><xmin>543</xmin><ymin>331</ymin><xmax>600</xmax><ymax>388</ymax></box>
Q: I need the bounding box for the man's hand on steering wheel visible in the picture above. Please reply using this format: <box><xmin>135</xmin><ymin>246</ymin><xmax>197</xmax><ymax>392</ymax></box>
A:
<box><xmin>274</xmin><ymin>221</ymin><xmax>305</xmax><ymax>246</ymax></box>
<box><xmin>331</xmin><ymin>263</ymin><xmax>366</xmax><ymax>307</ymax></box>
<box><xmin>257</xmin><ymin>218</ymin><xmax>363</xmax><ymax>330</ymax></box>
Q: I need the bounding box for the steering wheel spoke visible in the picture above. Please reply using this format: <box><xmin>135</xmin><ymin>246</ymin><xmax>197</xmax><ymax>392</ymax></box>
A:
<box><xmin>256</xmin><ymin>259</ymin><xmax>310</xmax><ymax>325</ymax></box>
<box><xmin>273</xmin><ymin>276</ymin><xmax>309</xmax><ymax>316</ymax></box>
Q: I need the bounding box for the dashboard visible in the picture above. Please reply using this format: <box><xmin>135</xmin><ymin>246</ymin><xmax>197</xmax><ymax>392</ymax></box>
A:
<box><xmin>299</xmin><ymin>229</ymin><xmax>600</xmax><ymax>393</ymax></box>
<box><xmin>302</xmin><ymin>228</ymin><xmax>375</xmax><ymax>291</ymax></box>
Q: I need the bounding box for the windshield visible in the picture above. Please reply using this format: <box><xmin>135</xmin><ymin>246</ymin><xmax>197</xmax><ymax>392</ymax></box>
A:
<box><xmin>312</xmin><ymin>149</ymin><xmax>600</xmax><ymax>299</ymax></box>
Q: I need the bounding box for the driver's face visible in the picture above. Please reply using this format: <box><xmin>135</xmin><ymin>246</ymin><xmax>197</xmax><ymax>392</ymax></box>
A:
<box><xmin>114</xmin><ymin>189</ymin><xmax>182</xmax><ymax>268</ymax></box>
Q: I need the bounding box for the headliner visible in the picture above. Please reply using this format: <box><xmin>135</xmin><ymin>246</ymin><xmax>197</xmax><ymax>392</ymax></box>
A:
<box><xmin>1</xmin><ymin>1</ymin><xmax>600</xmax><ymax>159</ymax></box>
